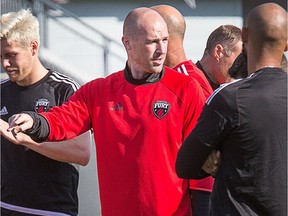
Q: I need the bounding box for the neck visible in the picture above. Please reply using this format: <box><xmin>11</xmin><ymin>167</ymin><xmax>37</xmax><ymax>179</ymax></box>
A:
<box><xmin>165</xmin><ymin>44</ymin><xmax>187</xmax><ymax>69</ymax></box>
<box><xmin>247</xmin><ymin>58</ymin><xmax>282</xmax><ymax>76</ymax></box>
<box><xmin>247</xmin><ymin>49</ymin><xmax>283</xmax><ymax>76</ymax></box>
<box><xmin>199</xmin><ymin>58</ymin><xmax>218</xmax><ymax>85</ymax></box>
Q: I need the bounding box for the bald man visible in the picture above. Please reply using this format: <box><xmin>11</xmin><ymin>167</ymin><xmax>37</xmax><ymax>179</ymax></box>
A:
<box><xmin>6</xmin><ymin>7</ymin><xmax>207</xmax><ymax>215</ymax></box>
<box><xmin>176</xmin><ymin>3</ymin><xmax>287</xmax><ymax>216</ymax></box>
<box><xmin>151</xmin><ymin>5</ymin><xmax>214</xmax><ymax>216</ymax></box>
<box><xmin>151</xmin><ymin>5</ymin><xmax>213</xmax><ymax>99</ymax></box>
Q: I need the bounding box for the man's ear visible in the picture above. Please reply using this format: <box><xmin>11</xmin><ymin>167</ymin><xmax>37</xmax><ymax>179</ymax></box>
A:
<box><xmin>242</xmin><ymin>27</ymin><xmax>248</xmax><ymax>43</ymax></box>
<box><xmin>122</xmin><ymin>36</ymin><xmax>131</xmax><ymax>50</ymax></box>
<box><xmin>30</xmin><ymin>40</ymin><xmax>39</xmax><ymax>56</ymax></box>
<box><xmin>214</xmin><ymin>44</ymin><xmax>224</xmax><ymax>61</ymax></box>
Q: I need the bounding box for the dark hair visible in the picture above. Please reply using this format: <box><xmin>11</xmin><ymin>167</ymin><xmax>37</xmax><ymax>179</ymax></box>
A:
<box><xmin>205</xmin><ymin>25</ymin><xmax>242</xmax><ymax>56</ymax></box>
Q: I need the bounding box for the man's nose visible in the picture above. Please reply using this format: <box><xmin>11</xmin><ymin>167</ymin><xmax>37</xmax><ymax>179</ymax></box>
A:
<box><xmin>1</xmin><ymin>58</ymin><xmax>11</xmax><ymax>68</ymax></box>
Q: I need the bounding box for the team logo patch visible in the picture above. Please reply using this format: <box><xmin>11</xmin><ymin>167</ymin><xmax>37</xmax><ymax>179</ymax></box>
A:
<box><xmin>153</xmin><ymin>101</ymin><xmax>170</xmax><ymax>119</ymax></box>
<box><xmin>35</xmin><ymin>99</ymin><xmax>50</xmax><ymax>113</ymax></box>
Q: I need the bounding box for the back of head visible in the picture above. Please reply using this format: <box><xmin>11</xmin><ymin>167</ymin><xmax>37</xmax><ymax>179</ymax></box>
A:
<box><xmin>245</xmin><ymin>3</ymin><xmax>287</xmax><ymax>57</ymax></box>
<box><xmin>205</xmin><ymin>25</ymin><xmax>242</xmax><ymax>56</ymax></box>
<box><xmin>151</xmin><ymin>5</ymin><xmax>186</xmax><ymax>41</ymax></box>
<box><xmin>150</xmin><ymin>5</ymin><xmax>187</xmax><ymax>68</ymax></box>
<box><xmin>0</xmin><ymin>9</ymin><xmax>39</xmax><ymax>48</ymax></box>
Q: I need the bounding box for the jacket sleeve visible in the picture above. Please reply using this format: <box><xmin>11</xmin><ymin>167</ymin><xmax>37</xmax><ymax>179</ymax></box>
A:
<box><xmin>40</xmin><ymin>82</ymin><xmax>93</xmax><ymax>141</ymax></box>
<box><xmin>176</xmin><ymin>93</ymin><xmax>230</xmax><ymax>179</ymax></box>
<box><xmin>23</xmin><ymin>111</ymin><xmax>50</xmax><ymax>142</ymax></box>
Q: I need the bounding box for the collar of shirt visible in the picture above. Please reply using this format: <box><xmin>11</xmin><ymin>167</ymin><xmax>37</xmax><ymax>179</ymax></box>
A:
<box><xmin>196</xmin><ymin>61</ymin><xmax>219</xmax><ymax>90</ymax></box>
<box><xmin>124</xmin><ymin>64</ymin><xmax>164</xmax><ymax>85</ymax></box>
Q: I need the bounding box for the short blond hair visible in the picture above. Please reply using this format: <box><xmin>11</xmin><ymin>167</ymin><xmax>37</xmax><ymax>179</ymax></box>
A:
<box><xmin>0</xmin><ymin>9</ymin><xmax>40</xmax><ymax>48</ymax></box>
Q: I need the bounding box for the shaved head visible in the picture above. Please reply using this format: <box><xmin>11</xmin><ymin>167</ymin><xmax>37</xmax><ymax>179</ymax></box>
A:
<box><xmin>243</xmin><ymin>3</ymin><xmax>287</xmax><ymax>73</ymax></box>
<box><xmin>123</xmin><ymin>7</ymin><xmax>167</xmax><ymax>39</ymax></box>
<box><xmin>150</xmin><ymin>5</ymin><xmax>187</xmax><ymax>68</ymax></box>
<box><xmin>151</xmin><ymin>5</ymin><xmax>186</xmax><ymax>41</ymax></box>
<box><xmin>246</xmin><ymin>3</ymin><xmax>287</xmax><ymax>52</ymax></box>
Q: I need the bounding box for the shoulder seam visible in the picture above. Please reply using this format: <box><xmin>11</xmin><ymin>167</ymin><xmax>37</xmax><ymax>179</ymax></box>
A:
<box><xmin>206</xmin><ymin>79</ymin><xmax>241</xmax><ymax>105</ymax></box>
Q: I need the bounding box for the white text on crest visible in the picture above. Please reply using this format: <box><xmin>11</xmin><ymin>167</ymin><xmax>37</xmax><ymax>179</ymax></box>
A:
<box><xmin>154</xmin><ymin>103</ymin><xmax>169</xmax><ymax>109</ymax></box>
<box><xmin>37</xmin><ymin>101</ymin><xmax>49</xmax><ymax>106</ymax></box>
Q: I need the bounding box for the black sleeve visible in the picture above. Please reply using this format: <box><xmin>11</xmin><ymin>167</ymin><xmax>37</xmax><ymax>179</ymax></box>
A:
<box><xmin>22</xmin><ymin>111</ymin><xmax>50</xmax><ymax>142</ymax></box>
<box><xmin>176</xmin><ymin>101</ymin><xmax>229</xmax><ymax>179</ymax></box>
<box><xmin>176</xmin><ymin>131</ymin><xmax>215</xmax><ymax>179</ymax></box>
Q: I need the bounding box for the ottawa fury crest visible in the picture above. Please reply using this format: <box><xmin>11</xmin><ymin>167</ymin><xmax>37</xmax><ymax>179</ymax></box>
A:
<box><xmin>153</xmin><ymin>101</ymin><xmax>170</xmax><ymax>119</ymax></box>
<box><xmin>35</xmin><ymin>98</ymin><xmax>50</xmax><ymax>113</ymax></box>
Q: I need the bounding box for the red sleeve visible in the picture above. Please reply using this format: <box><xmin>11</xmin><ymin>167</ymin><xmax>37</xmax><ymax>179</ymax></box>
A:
<box><xmin>41</xmin><ymin>82</ymin><xmax>93</xmax><ymax>141</ymax></box>
<box><xmin>182</xmin><ymin>78</ymin><xmax>206</xmax><ymax>139</ymax></box>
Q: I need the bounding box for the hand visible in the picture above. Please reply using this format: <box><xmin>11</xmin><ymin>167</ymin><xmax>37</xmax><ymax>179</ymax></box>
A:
<box><xmin>2</xmin><ymin>118</ymin><xmax>92</xmax><ymax>165</ymax></box>
<box><xmin>202</xmin><ymin>150</ymin><xmax>220</xmax><ymax>177</ymax></box>
<box><xmin>8</xmin><ymin>113</ymin><xmax>34</xmax><ymax>135</ymax></box>
<box><xmin>0</xmin><ymin>119</ymin><xmax>10</xmax><ymax>136</ymax></box>
<box><xmin>0</xmin><ymin>118</ymin><xmax>37</xmax><ymax>146</ymax></box>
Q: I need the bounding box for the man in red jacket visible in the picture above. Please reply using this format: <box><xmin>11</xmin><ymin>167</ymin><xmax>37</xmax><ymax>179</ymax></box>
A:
<box><xmin>151</xmin><ymin>5</ymin><xmax>214</xmax><ymax>216</ymax></box>
<box><xmin>6</xmin><ymin>7</ymin><xmax>206</xmax><ymax>216</ymax></box>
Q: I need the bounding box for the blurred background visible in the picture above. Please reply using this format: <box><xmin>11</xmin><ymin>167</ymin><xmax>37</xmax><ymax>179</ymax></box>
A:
<box><xmin>1</xmin><ymin>0</ymin><xmax>286</xmax><ymax>215</ymax></box>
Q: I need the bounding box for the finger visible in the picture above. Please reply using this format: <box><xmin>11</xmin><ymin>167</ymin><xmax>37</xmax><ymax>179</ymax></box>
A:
<box><xmin>11</xmin><ymin>128</ymin><xmax>20</xmax><ymax>137</ymax></box>
<box><xmin>7</xmin><ymin>115</ymin><xmax>28</xmax><ymax>132</ymax></box>
<box><xmin>208</xmin><ymin>154</ymin><xmax>215</xmax><ymax>167</ymax></box>
<box><xmin>211</xmin><ymin>150</ymin><xmax>220</xmax><ymax>164</ymax></box>
<box><xmin>8</xmin><ymin>116</ymin><xmax>20</xmax><ymax>131</ymax></box>
<box><xmin>209</xmin><ymin>151</ymin><xmax>220</xmax><ymax>172</ymax></box>
<box><xmin>7</xmin><ymin>125</ymin><xmax>19</xmax><ymax>132</ymax></box>
<box><xmin>203</xmin><ymin>157</ymin><xmax>211</xmax><ymax>170</ymax></box>
<box><xmin>202</xmin><ymin>157</ymin><xmax>216</xmax><ymax>174</ymax></box>
<box><xmin>202</xmin><ymin>163</ymin><xmax>211</xmax><ymax>174</ymax></box>
<box><xmin>8</xmin><ymin>114</ymin><xmax>19</xmax><ymax>125</ymax></box>
<box><xmin>216</xmin><ymin>150</ymin><xmax>221</xmax><ymax>159</ymax></box>
<box><xmin>8</xmin><ymin>124</ymin><xmax>30</xmax><ymax>133</ymax></box>
<box><xmin>212</xmin><ymin>165</ymin><xmax>218</xmax><ymax>172</ymax></box>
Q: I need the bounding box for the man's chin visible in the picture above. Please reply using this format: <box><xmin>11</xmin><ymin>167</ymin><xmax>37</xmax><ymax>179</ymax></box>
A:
<box><xmin>152</xmin><ymin>64</ymin><xmax>164</xmax><ymax>73</ymax></box>
<box><xmin>7</xmin><ymin>75</ymin><xmax>18</xmax><ymax>82</ymax></box>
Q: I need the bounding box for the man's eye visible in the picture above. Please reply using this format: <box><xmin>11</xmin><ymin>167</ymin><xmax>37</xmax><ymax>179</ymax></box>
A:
<box><xmin>6</xmin><ymin>53</ymin><xmax>17</xmax><ymax>58</ymax></box>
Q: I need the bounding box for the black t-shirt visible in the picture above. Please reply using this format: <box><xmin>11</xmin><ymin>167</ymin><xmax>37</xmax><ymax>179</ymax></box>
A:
<box><xmin>176</xmin><ymin>67</ymin><xmax>287</xmax><ymax>216</ymax></box>
<box><xmin>1</xmin><ymin>70</ymin><xmax>80</xmax><ymax>216</ymax></box>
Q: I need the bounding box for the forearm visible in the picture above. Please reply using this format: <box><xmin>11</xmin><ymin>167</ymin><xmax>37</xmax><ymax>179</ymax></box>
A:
<box><xmin>23</xmin><ymin>131</ymin><xmax>92</xmax><ymax>166</ymax></box>
<box><xmin>2</xmin><ymin>117</ymin><xmax>92</xmax><ymax>165</ymax></box>
<box><xmin>176</xmin><ymin>133</ymin><xmax>213</xmax><ymax>179</ymax></box>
